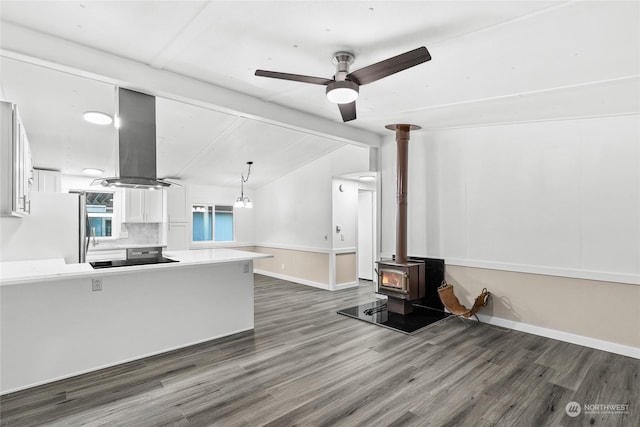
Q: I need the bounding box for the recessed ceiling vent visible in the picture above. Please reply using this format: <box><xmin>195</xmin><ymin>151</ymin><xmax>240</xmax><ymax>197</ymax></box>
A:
<box><xmin>93</xmin><ymin>88</ymin><xmax>176</xmax><ymax>189</ymax></box>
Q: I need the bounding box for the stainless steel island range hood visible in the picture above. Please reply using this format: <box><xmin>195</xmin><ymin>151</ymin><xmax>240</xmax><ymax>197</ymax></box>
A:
<box><xmin>94</xmin><ymin>88</ymin><xmax>175</xmax><ymax>189</ymax></box>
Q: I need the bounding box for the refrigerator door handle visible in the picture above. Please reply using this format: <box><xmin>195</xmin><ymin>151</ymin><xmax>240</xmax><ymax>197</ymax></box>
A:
<box><xmin>84</xmin><ymin>213</ymin><xmax>90</xmax><ymax>256</ymax></box>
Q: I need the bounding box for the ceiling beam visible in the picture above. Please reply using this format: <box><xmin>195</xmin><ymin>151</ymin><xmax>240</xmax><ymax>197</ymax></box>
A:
<box><xmin>1</xmin><ymin>22</ymin><xmax>382</xmax><ymax>148</ymax></box>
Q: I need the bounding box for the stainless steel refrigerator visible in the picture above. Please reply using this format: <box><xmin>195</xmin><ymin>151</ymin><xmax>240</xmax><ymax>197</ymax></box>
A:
<box><xmin>0</xmin><ymin>191</ymin><xmax>90</xmax><ymax>263</ymax></box>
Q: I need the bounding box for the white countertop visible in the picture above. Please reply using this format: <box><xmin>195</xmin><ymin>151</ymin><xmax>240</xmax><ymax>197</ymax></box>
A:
<box><xmin>0</xmin><ymin>248</ymin><xmax>272</xmax><ymax>286</ymax></box>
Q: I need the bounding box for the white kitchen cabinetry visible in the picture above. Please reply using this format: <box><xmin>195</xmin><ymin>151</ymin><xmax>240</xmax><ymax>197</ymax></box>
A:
<box><xmin>1</xmin><ymin>101</ymin><xmax>33</xmax><ymax>216</ymax></box>
<box><xmin>167</xmin><ymin>222</ymin><xmax>189</xmax><ymax>250</ymax></box>
<box><xmin>124</xmin><ymin>189</ymin><xmax>163</xmax><ymax>223</ymax></box>
<box><xmin>145</xmin><ymin>190</ymin><xmax>163</xmax><ymax>222</ymax></box>
<box><xmin>165</xmin><ymin>181</ymin><xmax>189</xmax><ymax>250</ymax></box>
<box><xmin>33</xmin><ymin>169</ymin><xmax>62</xmax><ymax>193</ymax></box>
<box><xmin>166</xmin><ymin>182</ymin><xmax>187</xmax><ymax>223</ymax></box>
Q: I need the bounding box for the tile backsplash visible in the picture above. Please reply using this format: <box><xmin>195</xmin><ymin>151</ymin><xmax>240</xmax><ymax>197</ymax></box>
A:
<box><xmin>119</xmin><ymin>223</ymin><xmax>162</xmax><ymax>245</ymax></box>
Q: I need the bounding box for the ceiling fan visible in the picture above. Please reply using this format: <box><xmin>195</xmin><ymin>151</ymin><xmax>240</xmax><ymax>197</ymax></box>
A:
<box><xmin>255</xmin><ymin>46</ymin><xmax>431</xmax><ymax>122</ymax></box>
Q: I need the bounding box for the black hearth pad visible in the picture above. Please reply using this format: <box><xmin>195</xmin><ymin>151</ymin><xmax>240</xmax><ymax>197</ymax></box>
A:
<box><xmin>337</xmin><ymin>300</ymin><xmax>450</xmax><ymax>335</ymax></box>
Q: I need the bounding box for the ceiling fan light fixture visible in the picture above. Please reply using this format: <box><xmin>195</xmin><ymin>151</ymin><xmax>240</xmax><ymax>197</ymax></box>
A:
<box><xmin>326</xmin><ymin>81</ymin><xmax>359</xmax><ymax>104</ymax></box>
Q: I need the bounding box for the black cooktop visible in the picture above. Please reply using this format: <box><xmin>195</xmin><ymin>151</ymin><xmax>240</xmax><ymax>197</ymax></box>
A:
<box><xmin>90</xmin><ymin>257</ymin><xmax>179</xmax><ymax>269</ymax></box>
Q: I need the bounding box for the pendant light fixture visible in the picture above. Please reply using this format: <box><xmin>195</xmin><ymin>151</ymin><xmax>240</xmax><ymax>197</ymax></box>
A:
<box><xmin>233</xmin><ymin>161</ymin><xmax>253</xmax><ymax>209</ymax></box>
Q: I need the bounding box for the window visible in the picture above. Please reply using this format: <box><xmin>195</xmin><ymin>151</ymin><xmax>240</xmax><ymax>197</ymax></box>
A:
<box><xmin>214</xmin><ymin>205</ymin><xmax>233</xmax><ymax>242</ymax></box>
<box><xmin>192</xmin><ymin>204</ymin><xmax>234</xmax><ymax>242</ymax></box>
<box><xmin>192</xmin><ymin>205</ymin><xmax>213</xmax><ymax>241</ymax></box>
<box><xmin>86</xmin><ymin>191</ymin><xmax>114</xmax><ymax>238</ymax></box>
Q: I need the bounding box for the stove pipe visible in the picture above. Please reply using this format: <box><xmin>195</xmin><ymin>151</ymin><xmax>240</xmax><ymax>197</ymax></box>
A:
<box><xmin>385</xmin><ymin>124</ymin><xmax>421</xmax><ymax>265</ymax></box>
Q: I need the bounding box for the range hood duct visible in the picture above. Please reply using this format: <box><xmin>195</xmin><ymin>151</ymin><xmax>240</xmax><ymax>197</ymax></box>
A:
<box><xmin>94</xmin><ymin>88</ymin><xmax>175</xmax><ymax>189</ymax></box>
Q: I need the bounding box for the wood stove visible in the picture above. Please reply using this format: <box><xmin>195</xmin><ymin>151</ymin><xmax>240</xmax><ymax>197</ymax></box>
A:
<box><xmin>376</xmin><ymin>123</ymin><xmax>427</xmax><ymax>315</ymax></box>
<box><xmin>376</xmin><ymin>260</ymin><xmax>425</xmax><ymax>314</ymax></box>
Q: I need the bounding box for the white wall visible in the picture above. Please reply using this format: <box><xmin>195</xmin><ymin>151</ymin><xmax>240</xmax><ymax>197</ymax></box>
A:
<box><xmin>254</xmin><ymin>144</ymin><xmax>370</xmax><ymax>250</ymax></box>
<box><xmin>254</xmin><ymin>155</ymin><xmax>332</xmax><ymax>250</ymax></box>
<box><xmin>380</xmin><ymin>114</ymin><xmax>640</xmax><ymax>352</ymax></box>
<box><xmin>382</xmin><ymin>115</ymin><xmax>640</xmax><ymax>283</ymax></box>
<box><xmin>332</xmin><ymin>179</ymin><xmax>358</xmax><ymax>249</ymax></box>
<box><xmin>331</xmin><ymin>144</ymin><xmax>371</xmax><ymax>176</ymax></box>
<box><xmin>253</xmin><ymin>144</ymin><xmax>369</xmax><ymax>289</ymax></box>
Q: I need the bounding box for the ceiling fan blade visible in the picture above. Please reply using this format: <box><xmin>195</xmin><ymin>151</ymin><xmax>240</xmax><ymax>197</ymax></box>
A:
<box><xmin>338</xmin><ymin>101</ymin><xmax>357</xmax><ymax>122</ymax></box>
<box><xmin>347</xmin><ymin>46</ymin><xmax>431</xmax><ymax>86</ymax></box>
<box><xmin>254</xmin><ymin>70</ymin><xmax>332</xmax><ymax>85</ymax></box>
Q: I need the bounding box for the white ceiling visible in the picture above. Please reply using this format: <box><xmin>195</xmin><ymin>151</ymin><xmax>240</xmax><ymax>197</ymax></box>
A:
<box><xmin>1</xmin><ymin>1</ymin><xmax>638</xmax><ymax>185</ymax></box>
<box><xmin>0</xmin><ymin>57</ymin><xmax>347</xmax><ymax>187</ymax></box>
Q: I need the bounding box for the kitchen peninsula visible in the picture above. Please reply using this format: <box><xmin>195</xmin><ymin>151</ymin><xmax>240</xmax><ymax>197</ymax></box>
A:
<box><xmin>0</xmin><ymin>248</ymin><xmax>271</xmax><ymax>394</ymax></box>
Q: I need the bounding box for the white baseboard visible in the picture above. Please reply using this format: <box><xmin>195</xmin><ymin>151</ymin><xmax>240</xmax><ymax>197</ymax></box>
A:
<box><xmin>254</xmin><ymin>269</ymin><xmax>330</xmax><ymax>290</ymax></box>
<box><xmin>475</xmin><ymin>313</ymin><xmax>640</xmax><ymax>359</ymax></box>
<box><xmin>335</xmin><ymin>281</ymin><xmax>359</xmax><ymax>290</ymax></box>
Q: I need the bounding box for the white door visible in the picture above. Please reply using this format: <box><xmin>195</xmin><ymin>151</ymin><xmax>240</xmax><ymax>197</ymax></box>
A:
<box><xmin>358</xmin><ymin>191</ymin><xmax>374</xmax><ymax>280</ymax></box>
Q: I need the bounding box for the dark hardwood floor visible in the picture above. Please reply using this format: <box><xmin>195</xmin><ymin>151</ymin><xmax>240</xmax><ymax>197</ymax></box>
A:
<box><xmin>1</xmin><ymin>274</ymin><xmax>638</xmax><ymax>426</ymax></box>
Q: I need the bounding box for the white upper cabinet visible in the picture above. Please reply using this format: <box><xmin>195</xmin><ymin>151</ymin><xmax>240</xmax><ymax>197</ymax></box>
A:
<box><xmin>1</xmin><ymin>102</ymin><xmax>33</xmax><ymax>216</ymax></box>
<box><xmin>166</xmin><ymin>181</ymin><xmax>187</xmax><ymax>223</ymax></box>
<box><xmin>145</xmin><ymin>189</ymin><xmax>163</xmax><ymax>222</ymax></box>
<box><xmin>124</xmin><ymin>189</ymin><xmax>163</xmax><ymax>223</ymax></box>
<box><xmin>33</xmin><ymin>169</ymin><xmax>62</xmax><ymax>193</ymax></box>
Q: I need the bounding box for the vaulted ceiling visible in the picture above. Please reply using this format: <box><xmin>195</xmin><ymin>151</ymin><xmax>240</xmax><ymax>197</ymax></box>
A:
<box><xmin>1</xmin><ymin>1</ymin><xmax>638</xmax><ymax>186</ymax></box>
